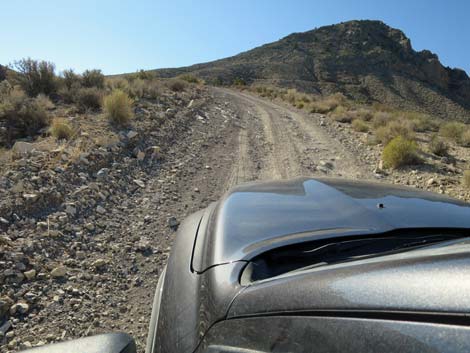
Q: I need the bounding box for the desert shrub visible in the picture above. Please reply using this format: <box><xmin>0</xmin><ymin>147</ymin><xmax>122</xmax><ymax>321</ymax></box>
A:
<box><xmin>106</xmin><ymin>77</ymin><xmax>130</xmax><ymax>91</ymax></box>
<box><xmin>285</xmin><ymin>89</ymin><xmax>299</xmax><ymax>104</ymax></box>
<box><xmin>168</xmin><ymin>79</ymin><xmax>186</xmax><ymax>92</ymax></box>
<box><xmin>372</xmin><ymin>111</ymin><xmax>393</xmax><ymax>128</ymax></box>
<box><xmin>403</xmin><ymin>112</ymin><xmax>438</xmax><ymax>132</ymax></box>
<box><xmin>12</xmin><ymin>58</ymin><xmax>58</xmax><ymax>97</ymax></box>
<box><xmin>463</xmin><ymin>170</ymin><xmax>470</xmax><ymax>189</ymax></box>
<box><xmin>0</xmin><ymin>65</ymin><xmax>6</xmax><ymax>81</ymax></box>
<box><xmin>328</xmin><ymin>106</ymin><xmax>353</xmax><ymax>123</ymax></box>
<box><xmin>136</xmin><ymin>69</ymin><xmax>152</xmax><ymax>80</ymax></box>
<box><xmin>145</xmin><ymin>80</ymin><xmax>163</xmax><ymax>100</ymax></box>
<box><xmin>233</xmin><ymin>78</ymin><xmax>246</xmax><ymax>86</ymax></box>
<box><xmin>429</xmin><ymin>134</ymin><xmax>448</xmax><ymax>156</ymax></box>
<box><xmin>81</xmin><ymin>69</ymin><xmax>105</xmax><ymax>89</ymax></box>
<box><xmin>310</xmin><ymin>93</ymin><xmax>347</xmax><ymax>114</ymax></box>
<box><xmin>352</xmin><ymin>119</ymin><xmax>369</xmax><ymax>132</ymax></box>
<box><xmin>356</xmin><ymin>108</ymin><xmax>374</xmax><ymax>121</ymax></box>
<box><xmin>35</xmin><ymin>94</ymin><xmax>55</xmax><ymax>110</ymax></box>
<box><xmin>375</xmin><ymin>120</ymin><xmax>415</xmax><ymax>145</ymax></box>
<box><xmin>61</xmin><ymin>69</ymin><xmax>82</xmax><ymax>89</ymax></box>
<box><xmin>0</xmin><ymin>80</ymin><xmax>12</xmax><ymax>98</ymax></box>
<box><xmin>382</xmin><ymin>136</ymin><xmax>420</xmax><ymax>169</ymax></box>
<box><xmin>76</xmin><ymin>87</ymin><xmax>103</xmax><ymax>111</ymax></box>
<box><xmin>439</xmin><ymin>122</ymin><xmax>466</xmax><ymax>142</ymax></box>
<box><xmin>178</xmin><ymin>74</ymin><xmax>200</xmax><ymax>84</ymax></box>
<box><xmin>50</xmin><ymin>118</ymin><xmax>74</xmax><ymax>140</ymax></box>
<box><xmin>459</xmin><ymin>129</ymin><xmax>470</xmax><ymax>147</ymax></box>
<box><xmin>0</xmin><ymin>88</ymin><xmax>50</xmax><ymax>144</ymax></box>
<box><xmin>296</xmin><ymin>102</ymin><xmax>305</xmax><ymax>109</ymax></box>
<box><xmin>128</xmin><ymin>79</ymin><xmax>146</xmax><ymax>98</ymax></box>
<box><xmin>103</xmin><ymin>89</ymin><xmax>133</xmax><ymax>125</ymax></box>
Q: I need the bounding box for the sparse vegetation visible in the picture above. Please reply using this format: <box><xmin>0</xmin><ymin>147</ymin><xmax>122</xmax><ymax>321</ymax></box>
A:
<box><xmin>375</xmin><ymin>120</ymin><xmax>415</xmax><ymax>145</ymax></box>
<box><xmin>439</xmin><ymin>122</ymin><xmax>466</xmax><ymax>142</ymax></box>
<box><xmin>329</xmin><ymin>106</ymin><xmax>353</xmax><ymax>123</ymax></box>
<box><xmin>168</xmin><ymin>79</ymin><xmax>186</xmax><ymax>92</ymax></box>
<box><xmin>352</xmin><ymin>119</ymin><xmax>369</xmax><ymax>132</ymax></box>
<box><xmin>460</xmin><ymin>129</ymin><xmax>470</xmax><ymax>147</ymax></box>
<box><xmin>463</xmin><ymin>171</ymin><xmax>470</xmax><ymax>189</ymax></box>
<box><xmin>103</xmin><ymin>90</ymin><xmax>133</xmax><ymax>125</ymax></box>
<box><xmin>382</xmin><ymin>136</ymin><xmax>420</xmax><ymax>169</ymax></box>
<box><xmin>178</xmin><ymin>74</ymin><xmax>201</xmax><ymax>84</ymax></box>
<box><xmin>50</xmin><ymin>118</ymin><xmax>74</xmax><ymax>140</ymax></box>
<box><xmin>429</xmin><ymin>134</ymin><xmax>448</xmax><ymax>156</ymax></box>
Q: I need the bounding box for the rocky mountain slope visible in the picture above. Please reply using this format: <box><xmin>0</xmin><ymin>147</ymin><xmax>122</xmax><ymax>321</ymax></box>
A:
<box><xmin>154</xmin><ymin>20</ymin><xmax>470</xmax><ymax>121</ymax></box>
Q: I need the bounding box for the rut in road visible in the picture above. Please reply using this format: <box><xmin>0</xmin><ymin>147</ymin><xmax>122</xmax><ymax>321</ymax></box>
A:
<box><xmin>216</xmin><ymin>87</ymin><xmax>371</xmax><ymax>191</ymax></box>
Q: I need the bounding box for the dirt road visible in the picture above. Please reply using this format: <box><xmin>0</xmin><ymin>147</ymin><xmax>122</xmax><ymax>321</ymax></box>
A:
<box><xmin>121</xmin><ymin>87</ymin><xmax>373</xmax><ymax>350</ymax></box>
<box><xmin>2</xmin><ymin>87</ymin><xmax>373</xmax><ymax>352</ymax></box>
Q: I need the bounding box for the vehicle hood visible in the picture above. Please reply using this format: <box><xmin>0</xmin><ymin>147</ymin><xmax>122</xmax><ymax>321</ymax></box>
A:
<box><xmin>192</xmin><ymin>177</ymin><xmax>470</xmax><ymax>272</ymax></box>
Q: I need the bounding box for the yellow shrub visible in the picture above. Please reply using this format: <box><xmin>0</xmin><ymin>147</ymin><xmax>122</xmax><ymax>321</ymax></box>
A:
<box><xmin>50</xmin><ymin>118</ymin><xmax>74</xmax><ymax>140</ymax></box>
<box><xmin>103</xmin><ymin>90</ymin><xmax>133</xmax><ymax>125</ymax></box>
<box><xmin>382</xmin><ymin>136</ymin><xmax>420</xmax><ymax>169</ymax></box>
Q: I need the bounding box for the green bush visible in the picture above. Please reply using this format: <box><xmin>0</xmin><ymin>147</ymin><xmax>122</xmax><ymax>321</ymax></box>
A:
<box><xmin>429</xmin><ymin>134</ymin><xmax>448</xmax><ymax>156</ymax></box>
<box><xmin>352</xmin><ymin>119</ymin><xmax>369</xmax><ymax>132</ymax></box>
<box><xmin>463</xmin><ymin>170</ymin><xmax>470</xmax><ymax>189</ymax></box>
<box><xmin>382</xmin><ymin>136</ymin><xmax>420</xmax><ymax>169</ymax></box>
<box><xmin>103</xmin><ymin>90</ymin><xmax>133</xmax><ymax>125</ymax></box>
<box><xmin>375</xmin><ymin>120</ymin><xmax>415</xmax><ymax>145</ymax></box>
<box><xmin>439</xmin><ymin>122</ymin><xmax>466</xmax><ymax>142</ymax></box>
<box><xmin>50</xmin><ymin>118</ymin><xmax>74</xmax><ymax>140</ymax></box>
<box><xmin>12</xmin><ymin>58</ymin><xmax>58</xmax><ymax>97</ymax></box>
<box><xmin>76</xmin><ymin>87</ymin><xmax>103</xmax><ymax>111</ymax></box>
<box><xmin>61</xmin><ymin>69</ymin><xmax>82</xmax><ymax>90</ymax></box>
<box><xmin>81</xmin><ymin>69</ymin><xmax>105</xmax><ymax>89</ymax></box>
<box><xmin>0</xmin><ymin>88</ymin><xmax>50</xmax><ymax>144</ymax></box>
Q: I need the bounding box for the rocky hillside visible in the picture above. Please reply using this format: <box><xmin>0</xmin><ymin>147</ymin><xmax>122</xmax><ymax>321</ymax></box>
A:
<box><xmin>154</xmin><ymin>20</ymin><xmax>470</xmax><ymax>121</ymax></box>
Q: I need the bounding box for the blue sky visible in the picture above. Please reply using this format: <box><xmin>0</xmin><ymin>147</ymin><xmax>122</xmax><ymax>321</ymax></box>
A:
<box><xmin>1</xmin><ymin>0</ymin><xmax>469</xmax><ymax>75</ymax></box>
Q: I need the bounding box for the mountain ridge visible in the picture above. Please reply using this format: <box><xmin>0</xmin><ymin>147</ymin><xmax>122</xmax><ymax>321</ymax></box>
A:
<box><xmin>153</xmin><ymin>20</ymin><xmax>470</xmax><ymax>121</ymax></box>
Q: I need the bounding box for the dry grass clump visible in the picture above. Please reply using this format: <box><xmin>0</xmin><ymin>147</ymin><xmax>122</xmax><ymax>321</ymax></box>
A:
<box><xmin>463</xmin><ymin>170</ymin><xmax>470</xmax><ymax>189</ymax></box>
<box><xmin>459</xmin><ymin>129</ymin><xmax>470</xmax><ymax>147</ymax></box>
<box><xmin>352</xmin><ymin>119</ymin><xmax>369</xmax><ymax>132</ymax></box>
<box><xmin>355</xmin><ymin>108</ymin><xmax>374</xmax><ymax>121</ymax></box>
<box><xmin>76</xmin><ymin>87</ymin><xmax>103</xmax><ymax>111</ymax></box>
<box><xmin>328</xmin><ymin>106</ymin><xmax>354</xmax><ymax>123</ymax></box>
<box><xmin>382</xmin><ymin>136</ymin><xmax>421</xmax><ymax>169</ymax></box>
<box><xmin>375</xmin><ymin>120</ymin><xmax>415</xmax><ymax>145</ymax></box>
<box><xmin>439</xmin><ymin>122</ymin><xmax>466</xmax><ymax>142</ymax></box>
<box><xmin>310</xmin><ymin>93</ymin><xmax>347</xmax><ymax>114</ymax></box>
<box><xmin>103</xmin><ymin>90</ymin><xmax>133</xmax><ymax>126</ymax></box>
<box><xmin>50</xmin><ymin>118</ymin><xmax>74</xmax><ymax>140</ymax></box>
<box><xmin>429</xmin><ymin>134</ymin><xmax>448</xmax><ymax>156</ymax></box>
<box><xmin>168</xmin><ymin>79</ymin><xmax>186</xmax><ymax>92</ymax></box>
<box><xmin>402</xmin><ymin>112</ymin><xmax>439</xmax><ymax>132</ymax></box>
<box><xmin>371</xmin><ymin>111</ymin><xmax>394</xmax><ymax>128</ymax></box>
<box><xmin>177</xmin><ymin>74</ymin><xmax>201</xmax><ymax>84</ymax></box>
